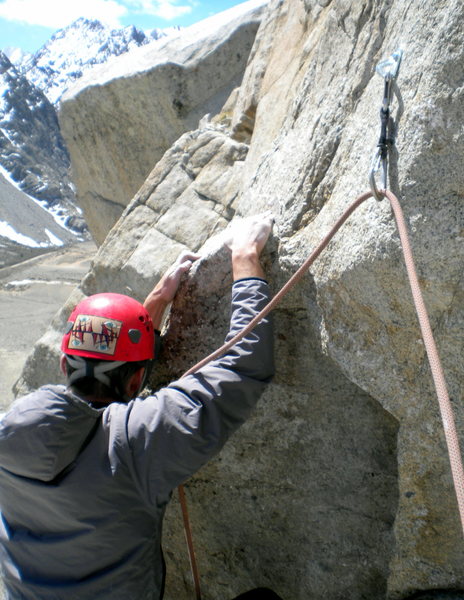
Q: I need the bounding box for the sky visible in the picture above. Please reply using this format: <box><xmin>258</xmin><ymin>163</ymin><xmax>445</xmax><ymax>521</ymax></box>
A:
<box><xmin>0</xmin><ymin>0</ymin><xmax>254</xmax><ymax>53</ymax></box>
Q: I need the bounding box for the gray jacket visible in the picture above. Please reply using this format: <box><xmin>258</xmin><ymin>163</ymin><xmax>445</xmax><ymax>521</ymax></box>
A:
<box><xmin>0</xmin><ymin>279</ymin><xmax>274</xmax><ymax>600</ymax></box>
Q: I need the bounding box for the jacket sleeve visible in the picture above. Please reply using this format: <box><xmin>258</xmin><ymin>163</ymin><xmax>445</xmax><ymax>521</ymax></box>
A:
<box><xmin>123</xmin><ymin>278</ymin><xmax>274</xmax><ymax>507</ymax></box>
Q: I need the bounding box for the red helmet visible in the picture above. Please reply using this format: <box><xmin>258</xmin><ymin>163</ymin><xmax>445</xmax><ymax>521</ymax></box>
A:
<box><xmin>61</xmin><ymin>293</ymin><xmax>155</xmax><ymax>362</ymax></box>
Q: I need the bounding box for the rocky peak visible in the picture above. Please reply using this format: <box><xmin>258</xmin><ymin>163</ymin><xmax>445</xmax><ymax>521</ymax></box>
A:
<box><xmin>0</xmin><ymin>50</ymin><xmax>12</xmax><ymax>74</ymax></box>
<box><xmin>0</xmin><ymin>16</ymin><xmax>171</xmax><ymax>245</ymax></box>
<box><xmin>3</xmin><ymin>46</ymin><xmax>31</xmax><ymax>66</ymax></box>
<box><xmin>20</xmin><ymin>18</ymin><xmax>155</xmax><ymax>105</ymax></box>
<box><xmin>0</xmin><ymin>49</ymin><xmax>73</xmax><ymax>204</ymax></box>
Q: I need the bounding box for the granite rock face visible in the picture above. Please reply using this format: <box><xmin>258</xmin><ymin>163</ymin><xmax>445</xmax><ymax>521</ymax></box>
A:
<box><xmin>58</xmin><ymin>2</ymin><xmax>267</xmax><ymax>244</ymax></box>
<box><xmin>15</xmin><ymin>0</ymin><xmax>464</xmax><ymax>598</ymax></box>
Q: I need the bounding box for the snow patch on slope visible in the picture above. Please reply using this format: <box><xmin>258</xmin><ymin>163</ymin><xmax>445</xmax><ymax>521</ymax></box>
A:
<box><xmin>0</xmin><ymin>165</ymin><xmax>80</xmax><ymax>249</ymax></box>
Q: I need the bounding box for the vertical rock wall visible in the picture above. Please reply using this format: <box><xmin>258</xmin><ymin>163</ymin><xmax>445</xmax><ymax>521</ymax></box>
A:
<box><xmin>227</xmin><ymin>1</ymin><xmax>464</xmax><ymax>596</ymax></box>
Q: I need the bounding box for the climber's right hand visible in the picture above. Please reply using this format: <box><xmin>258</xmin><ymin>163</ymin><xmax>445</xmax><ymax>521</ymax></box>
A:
<box><xmin>223</xmin><ymin>212</ymin><xmax>274</xmax><ymax>280</ymax></box>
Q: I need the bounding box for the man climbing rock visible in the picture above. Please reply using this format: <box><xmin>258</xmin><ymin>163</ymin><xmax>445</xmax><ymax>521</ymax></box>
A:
<box><xmin>0</xmin><ymin>213</ymin><xmax>278</xmax><ymax>599</ymax></box>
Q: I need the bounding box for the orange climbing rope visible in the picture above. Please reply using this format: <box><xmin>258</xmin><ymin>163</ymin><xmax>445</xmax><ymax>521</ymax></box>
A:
<box><xmin>178</xmin><ymin>483</ymin><xmax>202</xmax><ymax>600</ymax></box>
<box><xmin>177</xmin><ymin>188</ymin><xmax>464</xmax><ymax>599</ymax></box>
<box><xmin>385</xmin><ymin>188</ymin><xmax>464</xmax><ymax>530</ymax></box>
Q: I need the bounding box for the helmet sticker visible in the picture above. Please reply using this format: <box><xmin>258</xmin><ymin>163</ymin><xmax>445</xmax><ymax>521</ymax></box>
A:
<box><xmin>68</xmin><ymin>314</ymin><xmax>123</xmax><ymax>356</ymax></box>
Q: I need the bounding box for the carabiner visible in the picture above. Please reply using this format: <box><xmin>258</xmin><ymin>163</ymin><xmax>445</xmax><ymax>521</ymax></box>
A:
<box><xmin>369</xmin><ymin>49</ymin><xmax>403</xmax><ymax>200</ymax></box>
<box><xmin>376</xmin><ymin>49</ymin><xmax>403</xmax><ymax>82</ymax></box>
<box><xmin>369</xmin><ymin>148</ymin><xmax>387</xmax><ymax>201</ymax></box>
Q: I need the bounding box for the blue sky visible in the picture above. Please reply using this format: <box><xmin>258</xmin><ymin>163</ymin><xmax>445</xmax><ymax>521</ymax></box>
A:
<box><xmin>0</xmin><ymin>0</ymin><xmax>253</xmax><ymax>53</ymax></box>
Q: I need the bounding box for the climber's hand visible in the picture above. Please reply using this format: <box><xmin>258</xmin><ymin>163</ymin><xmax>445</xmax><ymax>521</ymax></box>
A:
<box><xmin>224</xmin><ymin>211</ymin><xmax>274</xmax><ymax>257</ymax></box>
<box><xmin>144</xmin><ymin>251</ymin><xmax>200</xmax><ymax>328</ymax></box>
<box><xmin>155</xmin><ymin>251</ymin><xmax>200</xmax><ymax>303</ymax></box>
<box><xmin>223</xmin><ymin>212</ymin><xmax>274</xmax><ymax>280</ymax></box>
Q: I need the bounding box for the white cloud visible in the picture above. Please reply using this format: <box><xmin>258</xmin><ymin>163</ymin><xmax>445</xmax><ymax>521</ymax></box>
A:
<box><xmin>152</xmin><ymin>2</ymin><xmax>193</xmax><ymax>20</ymax></box>
<box><xmin>0</xmin><ymin>0</ymin><xmax>128</xmax><ymax>28</ymax></box>
<box><xmin>0</xmin><ymin>0</ymin><xmax>196</xmax><ymax>30</ymax></box>
<box><xmin>121</xmin><ymin>0</ymin><xmax>193</xmax><ymax>20</ymax></box>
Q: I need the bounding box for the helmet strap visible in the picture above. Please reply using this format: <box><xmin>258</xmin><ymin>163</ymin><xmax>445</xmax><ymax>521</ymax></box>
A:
<box><xmin>66</xmin><ymin>355</ymin><xmax>126</xmax><ymax>389</ymax></box>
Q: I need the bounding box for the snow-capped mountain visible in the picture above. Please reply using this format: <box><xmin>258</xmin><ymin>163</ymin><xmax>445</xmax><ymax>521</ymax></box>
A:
<box><xmin>0</xmin><ymin>18</ymin><xmax>175</xmax><ymax>261</ymax></box>
<box><xmin>0</xmin><ymin>51</ymin><xmax>75</xmax><ymax>206</ymax></box>
<box><xmin>19</xmin><ymin>18</ymin><xmax>167</xmax><ymax>105</ymax></box>
<box><xmin>3</xmin><ymin>47</ymin><xmax>31</xmax><ymax>66</ymax></box>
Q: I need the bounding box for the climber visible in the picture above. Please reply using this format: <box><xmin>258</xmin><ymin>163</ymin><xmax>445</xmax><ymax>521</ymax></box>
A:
<box><xmin>0</xmin><ymin>213</ymin><xmax>278</xmax><ymax>600</ymax></box>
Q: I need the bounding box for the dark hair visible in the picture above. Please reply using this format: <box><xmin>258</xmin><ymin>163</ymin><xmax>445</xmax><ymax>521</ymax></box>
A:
<box><xmin>65</xmin><ymin>357</ymin><xmax>152</xmax><ymax>402</ymax></box>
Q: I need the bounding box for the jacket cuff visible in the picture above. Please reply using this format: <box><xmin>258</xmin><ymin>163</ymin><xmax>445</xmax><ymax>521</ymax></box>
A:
<box><xmin>233</xmin><ymin>276</ymin><xmax>268</xmax><ymax>285</ymax></box>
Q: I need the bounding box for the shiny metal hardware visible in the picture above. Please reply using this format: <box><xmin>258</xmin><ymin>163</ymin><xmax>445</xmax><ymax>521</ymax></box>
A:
<box><xmin>369</xmin><ymin>50</ymin><xmax>403</xmax><ymax>200</ymax></box>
